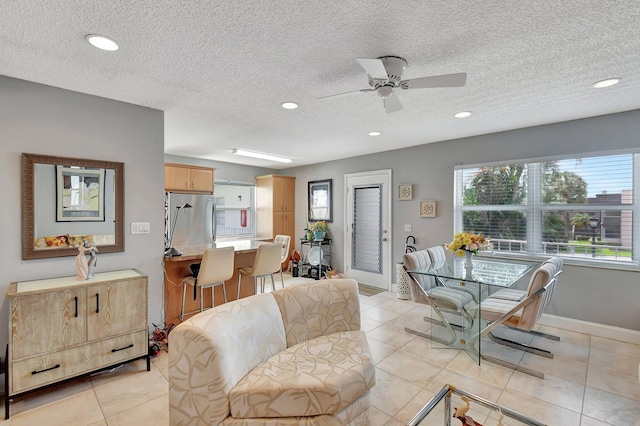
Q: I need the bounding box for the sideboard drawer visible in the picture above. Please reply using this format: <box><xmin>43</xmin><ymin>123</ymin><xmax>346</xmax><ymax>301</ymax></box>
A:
<box><xmin>87</xmin><ymin>330</ymin><xmax>148</xmax><ymax>369</ymax></box>
<box><xmin>11</xmin><ymin>330</ymin><xmax>148</xmax><ymax>394</ymax></box>
<box><xmin>11</xmin><ymin>344</ymin><xmax>92</xmax><ymax>394</ymax></box>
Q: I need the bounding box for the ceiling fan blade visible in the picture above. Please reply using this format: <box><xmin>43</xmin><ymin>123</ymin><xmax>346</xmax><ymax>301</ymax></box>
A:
<box><xmin>356</xmin><ymin>58</ymin><xmax>389</xmax><ymax>80</ymax></box>
<box><xmin>383</xmin><ymin>93</ymin><xmax>403</xmax><ymax>114</ymax></box>
<box><xmin>317</xmin><ymin>88</ymin><xmax>373</xmax><ymax>100</ymax></box>
<box><xmin>400</xmin><ymin>72</ymin><xmax>467</xmax><ymax>89</ymax></box>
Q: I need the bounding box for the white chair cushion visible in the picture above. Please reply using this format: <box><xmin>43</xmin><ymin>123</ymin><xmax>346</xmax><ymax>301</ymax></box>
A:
<box><xmin>489</xmin><ymin>288</ymin><xmax>526</xmax><ymax>302</ymax></box>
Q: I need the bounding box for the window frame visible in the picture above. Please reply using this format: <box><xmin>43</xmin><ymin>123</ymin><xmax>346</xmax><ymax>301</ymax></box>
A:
<box><xmin>453</xmin><ymin>150</ymin><xmax>640</xmax><ymax>268</ymax></box>
<box><xmin>214</xmin><ymin>181</ymin><xmax>256</xmax><ymax>239</ymax></box>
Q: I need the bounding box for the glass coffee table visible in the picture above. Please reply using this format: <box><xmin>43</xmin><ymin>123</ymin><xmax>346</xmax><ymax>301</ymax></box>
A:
<box><xmin>407</xmin><ymin>384</ymin><xmax>546</xmax><ymax>425</ymax></box>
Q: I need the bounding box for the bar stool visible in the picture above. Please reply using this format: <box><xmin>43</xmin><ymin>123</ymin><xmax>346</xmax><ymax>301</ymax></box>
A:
<box><xmin>180</xmin><ymin>246</ymin><xmax>235</xmax><ymax>321</ymax></box>
<box><xmin>274</xmin><ymin>234</ymin><xmax>291</xmax><ymax>288</ymax></box>
<box><xmin>237</xmin><ymin>243</ymin><xmax>282</xmax><ymax>299</ymax></box>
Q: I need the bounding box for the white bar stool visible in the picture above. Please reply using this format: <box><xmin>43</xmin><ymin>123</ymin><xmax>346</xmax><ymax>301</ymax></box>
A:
<box><xmin>180</xmin><ymin>246</ymin><xmax>235</xmax><ymax>321</ymax></box>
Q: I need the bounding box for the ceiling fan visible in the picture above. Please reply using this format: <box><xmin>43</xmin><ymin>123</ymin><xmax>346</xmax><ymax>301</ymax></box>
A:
<box><xmin>319</xmin><ymin>55</ymin><xmax>467</xmax><ymax>114</ymax></box>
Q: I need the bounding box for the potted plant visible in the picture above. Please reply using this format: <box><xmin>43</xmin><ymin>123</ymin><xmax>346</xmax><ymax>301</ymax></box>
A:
<box><xmin>309</xmin><ymin>221</ymin><xmax>329</xmax><ymax>240</ymax></box>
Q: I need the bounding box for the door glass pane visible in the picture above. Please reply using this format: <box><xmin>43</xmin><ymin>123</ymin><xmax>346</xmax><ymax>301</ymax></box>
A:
<box><xmin>352</xmin><ymin>185</ymin><xmax>381</xmax><ymax>273</ymax></box>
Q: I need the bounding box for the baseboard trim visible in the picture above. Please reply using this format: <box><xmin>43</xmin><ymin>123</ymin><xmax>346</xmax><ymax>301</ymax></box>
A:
<box><xmin>539</xmin><ymin>313</ymin><xmax>640</xmax><ymax>345</ymax></box>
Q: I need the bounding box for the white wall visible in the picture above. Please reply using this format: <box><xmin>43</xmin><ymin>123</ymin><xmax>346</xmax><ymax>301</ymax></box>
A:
<box><xmin>0</xmin><ymin>76</ymin><xmax>165</xmax><ymax>351</ymax></box>
<box><xmin>289</xmin><ymin>110</ymin><xmax>640</xmax><ymax>331</ymax></box>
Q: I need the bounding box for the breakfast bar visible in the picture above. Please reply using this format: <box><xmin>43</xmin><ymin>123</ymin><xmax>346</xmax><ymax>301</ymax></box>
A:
<box><xmin>163</xmin><ymin>239</ymin><xmax>270</xmax><ymax>325</ymax></box>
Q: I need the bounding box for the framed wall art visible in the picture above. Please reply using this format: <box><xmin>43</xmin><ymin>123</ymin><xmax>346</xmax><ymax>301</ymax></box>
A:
<box><xmin>398</xmin><ymin>184</ymin><xmax>413</xmax><ymax>200</ymax></box>
<box><xmin>419</xmin><ymin>200</ymin><xmax>437</xmax><ymax>218</ymax></box>
<box><xmin>56</xmin><ymin>165</ymin><xmax>105</xmax><ymax>222</ymax></box>
<box><xmin>308</xmin><ymin>179</ymin><xmax>333</xmax><ymax>222</ymax></box>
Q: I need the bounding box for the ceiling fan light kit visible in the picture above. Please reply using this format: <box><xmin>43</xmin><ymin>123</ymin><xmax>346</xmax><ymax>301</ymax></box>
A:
<box><xmin>321</xmin><ymin>55</ymin><xmax>467</xmax><ymax>114</ymax></box>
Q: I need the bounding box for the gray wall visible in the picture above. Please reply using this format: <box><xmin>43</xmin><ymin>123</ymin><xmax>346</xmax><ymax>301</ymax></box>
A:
<box><xmin>0</xmin><ymin>76</ymin><xmax>165</xmax><ymax>351</ymax></box>
<box><xmin>289</xmin><ymin>110</ymin><xmax>640</xmax><ymax>331</ymax></box>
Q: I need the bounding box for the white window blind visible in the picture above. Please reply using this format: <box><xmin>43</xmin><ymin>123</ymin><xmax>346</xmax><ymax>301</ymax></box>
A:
<box><xmin>454</xmin><ymin>152</ymin><xmax>638</xmax><ymax>264</ymax></box>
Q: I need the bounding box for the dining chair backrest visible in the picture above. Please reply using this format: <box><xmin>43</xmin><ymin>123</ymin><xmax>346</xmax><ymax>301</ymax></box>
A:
<box><xmin>541</xmin><ymin>256</ymin><xmax>562</xmax><ymax>309</ymax></box>
<box><xmin>403</xmin><ymin>250</ymin><xmax>436</xmax><ymax>291</ymax></box>
<box><xmin>197</xmin><ymin>247</ymin><xmax>235</xmax><ymax>286</ymax></box>
<box><xmin>426</xmin><ymin>246</ymin><xmax>448</xmax><ymax>264</ymax></box>
<box><xmin>517</xmin><ymin>262</ymin><xmax>557</xmax><ymax>331</ymax></box>
<box><xmin>250</xmin><ymin>243</ymin><xmax>283</xmax><ymax>276</ymax></box>
<box><xmin>274</xmin><ymin>235</ymin><xmax>291</xmax><ymax>264</ymax></box>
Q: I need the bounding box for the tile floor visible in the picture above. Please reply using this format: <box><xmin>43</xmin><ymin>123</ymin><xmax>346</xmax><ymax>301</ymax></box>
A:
<box><xmin>1</xmin><ymin>274</ymin><xmax>639</xmax><ymax>425</ymax></box>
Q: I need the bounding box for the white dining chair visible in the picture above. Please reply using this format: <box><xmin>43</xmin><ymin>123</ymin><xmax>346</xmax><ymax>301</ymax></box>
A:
<box><xmin>403</xmin><ymin>250</ymin><xmax>475</xmax><ymax>345</ymax></box>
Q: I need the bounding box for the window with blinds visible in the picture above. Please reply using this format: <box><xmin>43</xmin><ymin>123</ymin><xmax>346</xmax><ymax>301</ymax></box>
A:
<box><xmin>454</xmin><ymin>152</ymin><xmax>638</xmax><ymax>263</ymax></box>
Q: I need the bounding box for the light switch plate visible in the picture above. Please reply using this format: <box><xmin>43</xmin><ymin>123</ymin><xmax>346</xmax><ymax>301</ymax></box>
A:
<box><xmin>131</xmin><ymin>222</ymin><xmax>150</xmax><ymax>234</ymax></box>
<box><xmin>404</xmin><ymin>224</ymin><xmax>412</xmax><ymax>232</ymax></box>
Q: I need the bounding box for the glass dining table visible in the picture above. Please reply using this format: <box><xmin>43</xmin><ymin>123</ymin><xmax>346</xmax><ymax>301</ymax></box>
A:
<box><xmin>405</xmin><ymin>255</ymin><xmax>538</xmax><ymax>365</ymax></box>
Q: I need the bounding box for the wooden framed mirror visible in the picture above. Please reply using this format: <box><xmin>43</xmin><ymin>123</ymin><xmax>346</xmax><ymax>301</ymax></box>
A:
<box><xmin>22</xmin><ymin>153</ymin><xmax>124</xmax><ymax>259</ymax></box>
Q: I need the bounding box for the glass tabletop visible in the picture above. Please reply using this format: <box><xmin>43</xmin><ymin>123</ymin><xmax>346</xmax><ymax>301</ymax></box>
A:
<box><xmin>407</xmin><ymin>256</ymin><xmax>538</xmax><ymax>288</ymax></box>
<box><xmin>405</xmin><ymin>256</ymin><xmax>539</xmax><ymax>365</ymax></box>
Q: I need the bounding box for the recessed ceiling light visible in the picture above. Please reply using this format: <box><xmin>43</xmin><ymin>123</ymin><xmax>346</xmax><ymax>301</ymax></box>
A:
<box><xmin>281</xmin><ymin>102</ymin><xmax>299</xmax><ymax>109</ymax></box>
<box><xmin>85</xmin><ymin>34</ymin><xmax>119</xmax><ymax>51</ymax></box>
<box><xmin>368</xmin><ymin>131</ymin><xmax>381</xmax><ymax>136</ymax></box>
<box><xmin>233</xmin><ymin>149</ymin><xmax>292</xmax><ymax>163</ymax></box>
<box><xmin>592</xmin><ymin>78</ymin><xmax>621</xmax><ymax>89</ymax></box>
<box><xmin>454</xmin><ymin>111</ymin><xmax>472</xmax><ymax>118</ymax></box>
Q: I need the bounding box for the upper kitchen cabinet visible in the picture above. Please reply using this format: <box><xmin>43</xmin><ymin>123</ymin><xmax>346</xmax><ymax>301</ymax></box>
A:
<box><xmin>256</xmin><ymin>175</ymin><xmax>295</xmax><ymax>240</ymax></box>
<box><xmin>165</xmin><ymin>163</ymin><xmax>214</xmax><ymax>194</ymax></box>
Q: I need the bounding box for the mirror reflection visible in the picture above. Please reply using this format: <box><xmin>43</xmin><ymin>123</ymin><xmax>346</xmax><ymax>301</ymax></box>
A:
<box><xmin>22</xmin><ymin>153</ymin><xmax>124</xmax><ymax>259</ymax></box>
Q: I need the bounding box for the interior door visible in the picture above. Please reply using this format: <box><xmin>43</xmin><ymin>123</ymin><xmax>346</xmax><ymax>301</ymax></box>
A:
<box><xmin>344</xmin><ymin>170</ymin><xmax>391</xmax><ymax>290</ymax></box>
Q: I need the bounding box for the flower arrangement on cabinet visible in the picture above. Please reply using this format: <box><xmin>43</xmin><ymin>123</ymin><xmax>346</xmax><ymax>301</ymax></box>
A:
<box><xmin>445</xmin><ymin>231</ymin><xmax>490</xmax><ymax>256</ymax></box>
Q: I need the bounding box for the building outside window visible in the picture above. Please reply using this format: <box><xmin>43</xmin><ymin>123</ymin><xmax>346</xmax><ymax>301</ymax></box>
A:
<box><xmin>214</xmin><ymin>182</ymin><xmax>256</xmax><ymax>238</ymax></box>
<box><xmin>454</xmin><ymin>152</ymin><xmax>638</xmax><ymax>264</ymax></box>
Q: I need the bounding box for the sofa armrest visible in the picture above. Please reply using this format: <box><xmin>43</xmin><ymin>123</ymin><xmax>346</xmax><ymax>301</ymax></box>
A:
<box><xmin>271</xmin><ymin>278</ymin><xmax>361</xmax><ymax>347</ymax></box>
<box><xmin>169</xmin><ymin>293</ymin><xmax>287</xmax><ymax>425</ymax></box>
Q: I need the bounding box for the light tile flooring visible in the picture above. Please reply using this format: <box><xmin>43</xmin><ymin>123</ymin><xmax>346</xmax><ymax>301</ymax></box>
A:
<box><xmin>1</xmin><ymin>275</ymin><xmax>639</xmax><ymax>425</ymax></box>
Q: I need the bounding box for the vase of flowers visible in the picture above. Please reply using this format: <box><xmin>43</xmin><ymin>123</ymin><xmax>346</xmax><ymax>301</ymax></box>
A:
<box><xmin>445</xmin><ymin>231</ymin><xmax>490</xmax><ymax>267</ymax></box>
<box><xmin>309</xmin><ymin>221</ymin><xmax>329</xmax><ymax>240</ymax></box>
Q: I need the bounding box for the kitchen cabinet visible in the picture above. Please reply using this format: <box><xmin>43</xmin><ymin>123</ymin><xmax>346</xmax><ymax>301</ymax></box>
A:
<box><xmin>5</xmin><ymin>270</ymin><xmax>149</xmax><ymax>419</ymax></box>
<box><xmin>256</xmin><ymin>175</ymin><xmax>295</xmax><ymax>252</ymax></box>
<box><xmin>165</xmin><ymin>163</ymin><xmax>214</xmax><ymax>193</ymax></box>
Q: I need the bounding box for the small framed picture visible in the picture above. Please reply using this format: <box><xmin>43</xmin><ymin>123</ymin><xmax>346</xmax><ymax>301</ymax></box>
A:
<box><xmin>420</xmin><ymin>200</ymin><xmax>437</xmax><ymax>218</ymax></box>
<box><xmin>398</xmin><ymin>184</ymin><xmax>413</xmax><ymax>201</ymax></box>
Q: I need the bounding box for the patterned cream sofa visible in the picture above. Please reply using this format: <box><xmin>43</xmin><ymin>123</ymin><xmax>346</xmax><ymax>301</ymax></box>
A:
<box><xmin>168</xmin><ymin>278</ymin><xmax>376</xmax><ymax>425</ymax></box>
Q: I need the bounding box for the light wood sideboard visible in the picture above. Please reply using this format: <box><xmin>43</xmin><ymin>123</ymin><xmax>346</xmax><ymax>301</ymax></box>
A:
<box><xmin>5</xmin><ymin>269</ymin><xmax>149</xmax><ymax>419</ymax></box>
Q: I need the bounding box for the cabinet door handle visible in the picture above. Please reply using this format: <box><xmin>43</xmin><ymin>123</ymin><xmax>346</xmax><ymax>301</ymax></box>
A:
<box><xmin>96</xmin><ymin>293</ymin><xmax>100</xmax><ymax>313</ymax></box>
<box><xmin>74</xmin><ymin>296</ymin><xmax>78</xmax><ymax>318</ymax></box>
<box><xmin>32</xmin><ymin>364</ymin><xmax>60</xmax><ymax>375</ymax></box>
<box><xmin>111</xmin><ymin>343</ymin><xmax>134</xmax><ymax>353</ymax></box>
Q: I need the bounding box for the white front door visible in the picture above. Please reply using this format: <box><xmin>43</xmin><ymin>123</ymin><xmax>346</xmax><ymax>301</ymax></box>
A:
<box><xmin>344</xmin><ymin>170</ymin><xmax>391</xmax><ymax>290</ymax></box>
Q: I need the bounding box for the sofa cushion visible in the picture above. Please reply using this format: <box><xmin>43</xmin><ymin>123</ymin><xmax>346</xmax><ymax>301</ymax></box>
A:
<box><xmin>229</xmin><ymin>330</ymin><xmax>375</xmax><ymax>418</ymax></box>
<box><xmin>271</xmin><ymin>279</ymin><xmax>361</xmax><ymax>347</ymax></box>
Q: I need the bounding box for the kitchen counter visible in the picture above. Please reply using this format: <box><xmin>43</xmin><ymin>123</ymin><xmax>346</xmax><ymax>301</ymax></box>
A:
<box><xmin>164</xmin><ymin>239</ymin><xmax>270</xmax><ymax>262</ymax></box>
<box><xmin>163</xmin><ymin>239</ymin><xmax>272</xmax><ymax>325</ymax></box>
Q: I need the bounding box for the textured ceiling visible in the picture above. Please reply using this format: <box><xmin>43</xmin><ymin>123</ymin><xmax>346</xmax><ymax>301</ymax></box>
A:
<box><xmin>2</xmin><ymin>1</ymin><xmax>639</xmax><ymax>169</ymax></box>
